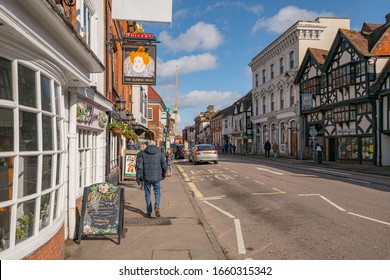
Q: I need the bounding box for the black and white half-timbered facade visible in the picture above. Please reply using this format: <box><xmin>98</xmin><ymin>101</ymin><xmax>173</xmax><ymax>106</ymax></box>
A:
<box><xmin>231</xmin><ymin>91</ymin><xmax>253</xmax><ymax>154</ymax></box>
<box><xmin>296</xmin><ymin>14</ymin><xmax>390</xmax><ymax>165</ymax></box>
<box><xmin>372</xmin><ymin>59</ymin><xmax>390</xmax><ymax>166</ymax></box>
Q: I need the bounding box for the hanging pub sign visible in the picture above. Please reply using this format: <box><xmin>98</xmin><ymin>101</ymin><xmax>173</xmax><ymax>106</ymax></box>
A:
<box><xmin>301</xmin><ymin>93</ymin><xmax>313</xmax><ymax>110</ymax></box>
<box><xmin>123</xmin><ymin>45</ymin><xmax>156</xmax><ymax>85</ymax></box>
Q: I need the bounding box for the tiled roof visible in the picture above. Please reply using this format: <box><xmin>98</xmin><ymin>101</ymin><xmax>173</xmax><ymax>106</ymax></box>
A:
<box><xmin>340</xmin><ymin>22</ymin><xmax>390</xmax><ymax>56</ymax></box>
<box><xmin>340</xmin><ymin>28</ymin><xmax>371</xmax><ymax>56</ymax></box>
<box><xmin>308</xmin><ymin>48</ymin><xmax>328</xmax><ymax>65</ymax></box>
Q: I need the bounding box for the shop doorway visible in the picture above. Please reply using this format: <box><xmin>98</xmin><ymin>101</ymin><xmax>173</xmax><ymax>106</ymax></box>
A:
<box><xmin>327</xmin><ymin>138</ymin><xmax>336</xmax><ymax>161</ymax></box>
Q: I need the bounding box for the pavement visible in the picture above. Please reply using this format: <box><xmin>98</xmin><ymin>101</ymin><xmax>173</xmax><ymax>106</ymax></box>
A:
<box><xmin>64</xmin><ymin>155</ymin><xmax>389</xmax><ymax>260</ymax></box>
<box><xmin>64</xmin><ymin>165</ymin><xmax>226</xmax><ymax>260</ymax></box>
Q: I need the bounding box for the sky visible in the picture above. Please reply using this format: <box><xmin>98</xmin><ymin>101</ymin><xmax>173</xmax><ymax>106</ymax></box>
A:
<box><xmin>143</xmin><ymin>0</ymin><xmax>390</xmax><ymax>133</ymax></box>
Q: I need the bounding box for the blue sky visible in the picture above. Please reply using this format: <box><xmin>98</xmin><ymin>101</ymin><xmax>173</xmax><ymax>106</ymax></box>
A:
<box><xmin>143</xmin><ymin>0</ymin><xmax>390</xmax><ymax>132</ymax></box>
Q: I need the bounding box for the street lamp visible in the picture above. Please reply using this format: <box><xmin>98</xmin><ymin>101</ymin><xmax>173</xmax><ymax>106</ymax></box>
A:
<box><xmin>116</xmin><ymin>97</ymin><xmax>126</xmax><ymax>111</ymax></box>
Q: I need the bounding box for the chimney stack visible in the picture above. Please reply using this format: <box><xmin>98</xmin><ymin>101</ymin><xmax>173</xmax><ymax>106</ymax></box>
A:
<box><xmin>386</xmin><ymin>13</ymin><xmax>390</xmax><ymax>24</ymax></box>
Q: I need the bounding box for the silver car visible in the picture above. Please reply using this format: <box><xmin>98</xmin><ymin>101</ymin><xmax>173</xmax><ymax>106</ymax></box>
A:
<box><xmin>188</xmin><ymin>144</ymin><xmax>218</xmax><ymax>164</ymax></box>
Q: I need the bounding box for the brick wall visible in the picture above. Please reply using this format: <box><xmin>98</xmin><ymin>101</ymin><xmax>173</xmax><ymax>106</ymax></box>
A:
<box><xmin>23</xmin><ymin>225</ymin><xmax>65</xmax><ymax>260</ymax></box>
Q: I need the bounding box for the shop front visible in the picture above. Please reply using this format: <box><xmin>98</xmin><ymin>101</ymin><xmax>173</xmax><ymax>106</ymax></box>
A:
<box><xmin>0</xmin><ymin>1</ymin><xmax>104</xmax><ymax>259</ymax></box>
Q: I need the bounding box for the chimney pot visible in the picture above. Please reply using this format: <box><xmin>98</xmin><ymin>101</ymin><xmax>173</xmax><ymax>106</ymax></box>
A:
<box><xmin>386</xmin><ymin>13</ymin><xmax>390</xmax><ymax>24</ymax></box>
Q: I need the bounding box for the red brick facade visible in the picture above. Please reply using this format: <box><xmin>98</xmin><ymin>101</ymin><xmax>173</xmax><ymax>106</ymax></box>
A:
<box><xmin>23</xmin><ymin>225</ymin><xmax>65</xmax><ymax>260</ymax></box>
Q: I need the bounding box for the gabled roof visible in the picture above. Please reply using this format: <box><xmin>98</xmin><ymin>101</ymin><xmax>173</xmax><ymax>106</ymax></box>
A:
<box><xmin>148</xmin><ymin>86</ymin><xmax>163</xmax><ymax>101</ymax></box>
<box><xmin>212</xmin><ymin>105</ymin><xmax>234</xmax><ymax>120</ymax></box>
<box><xmin>324</xmin><ymin>21</ymin><xmax>390</xmax><ymax>71</ymax></box>
<box><xmin>295</xmin><ymin>48</ymin><xmax>328</xmax><ymax>84</ymax></box>
<box><xmin>372</xmin><ymin>58</ymin><xmax>390</xmax><ymax>93</ymax></box>
<box><xmin>309</xmin><ymin>48</ymin><xmax>329</xmax><ymax>65</ymax></box>
<box><xmin>236</xmin><ymin>91</ymin><xmax>252</xmax><ymax>111</ymax></box>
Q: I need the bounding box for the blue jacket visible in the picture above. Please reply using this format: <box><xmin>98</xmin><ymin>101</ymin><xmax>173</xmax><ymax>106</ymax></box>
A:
<box><xmin>136</xmin><ymin>145</ymin><xmax>167</xmax><ymax>183</ymax></box>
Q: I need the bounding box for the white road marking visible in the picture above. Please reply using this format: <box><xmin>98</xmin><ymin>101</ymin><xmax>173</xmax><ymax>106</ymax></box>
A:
<box><xmin>234</xmin><ymin>219</ymin><xmax>247</xmax><ymax>255</ymax></box>
<box><xmin>319</xmin><ymin>195</ymin><xmax>346</xmax><ymax>211</ymax></box>
<box><xmin>272</xmin><ymin>188</ymin><xmax>286</xmax><ymax>194</ymax></box>
<box><xmin>203</xmin><ymin>201</ymin><xmax>246</xmax><ymax>255</ymax></box>
<box><xmin>200</xmin><ymin>195</ymin><xmax>226</xmax><ymax>201</ymax></box>
<box><xmin>300</xmin><ymin>194</ymin><xmax>390</xmax><ymax>227</ymax></box>
<box><xmin>254</xmin><ymin>180</ymin><xmax>265</xmax><ymax>185</ymax></box>
<box><xmin>256</xmin><ymin>167</ymin><xmax>284</xmax><ymax>175</ymax></box>
<box><xmin>348</xmin><ymin>212</ymin><xmax>390</xmax><ymax>226</ymax></box>
<box><xmin>252</xmin><ymin>188</ymin><xmax>285</xmax><ymax>196</ymax></box>
<box><xmin>188</xmin><ymin>182</ymin><xmax>203</xmax><ymax>199</ymax></box>
<box><xmin>203</xmin><ymin>201</ymin><xmax>235</xmax><ymax>219</ymax></box>
<box><xmin>309</xmin><ymin>168</ymin><xmax>350</xmax><ymax>176</ymax></box>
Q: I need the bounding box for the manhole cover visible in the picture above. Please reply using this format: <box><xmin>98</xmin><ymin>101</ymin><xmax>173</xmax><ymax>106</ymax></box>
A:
<box><xmin>124</xmin><ymin>217</ymin><xmax>172</xmax><ymax>226</ymax></box>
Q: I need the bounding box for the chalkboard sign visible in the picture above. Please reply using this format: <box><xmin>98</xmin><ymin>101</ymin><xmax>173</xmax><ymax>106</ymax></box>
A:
<box><xmin>78</xmin><ymin>183</ymin><xmax>124</xmax><ymax>245</ymax></box>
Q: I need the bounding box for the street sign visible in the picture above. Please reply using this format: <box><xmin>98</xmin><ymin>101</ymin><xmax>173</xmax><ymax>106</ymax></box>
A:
<box><xmin>309</xmin><ymin>127</ymin><xmax>317</xmax><ymax>137</ymax></box>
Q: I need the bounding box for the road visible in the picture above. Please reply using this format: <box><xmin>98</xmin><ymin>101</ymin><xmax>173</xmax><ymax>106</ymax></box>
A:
<box><xmin>176</xmin><ymin>155</ymin><xmax>390</xmax><ymax>260</ymax></box>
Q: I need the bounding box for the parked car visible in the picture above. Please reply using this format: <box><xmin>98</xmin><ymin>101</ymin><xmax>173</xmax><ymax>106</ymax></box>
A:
<box><xmin>188</xmin><ymin>144</ymin><xmax>218</xmax><ymax>164</ymax></box>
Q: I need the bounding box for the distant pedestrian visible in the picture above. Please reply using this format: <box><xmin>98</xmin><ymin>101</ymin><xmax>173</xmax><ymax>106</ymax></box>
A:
<box><xmin>272</xmin><ymin>142</ymin><xmax>279</xmax><ymax>158</ymax></box>
<box><xmin>264</xmin><ymin>140</ymin><xmax>271</xmax><ymax>158</ymax></box>
<box><xmin>157</xmin><ymin>139</ymin><xmax>165</xmax><ymax>154</ymax></box>
<box><xmin>232</xmin><ymin>144</ymin><xmax>236</xmax><ymax>154</ymax></box>
<box><xmin>228</xmin><ymin>143</ymin><xmax>232</xmax><ymax>154</ymax></box>
<box><xmin>136</xmin><ymin>140</ymin><xmax>168</xmax><ymax>218</ymax></box>
<box><xmin>166</xmin><ymin>148</ymin><xmax>175</xmax><ymax>177</ymax></box>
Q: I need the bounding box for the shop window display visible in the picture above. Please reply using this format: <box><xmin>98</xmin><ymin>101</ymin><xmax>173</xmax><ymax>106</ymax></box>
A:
<box><xmin>0</xmin><ymin>57</ymin><xmax>65</xmax><ymax>255</ymax></box>
<box><xmin>338</xmin><ymin>137</ymin><xmax>358</xmax><ymax>159</ymax></box>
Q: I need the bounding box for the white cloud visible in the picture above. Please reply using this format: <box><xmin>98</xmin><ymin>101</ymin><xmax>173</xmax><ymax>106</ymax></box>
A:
<box><xmin>179</xmin><ymin>90</ymin><xmax>242</xmax><ymax>109</ymax></box>
<box><xmin>252</xmin><ymin>5</ymin><xmax>335</xmax><ymax>34</ymax></box>
<box><xmin>158</xmin><ymin>22</ymin><xmax>223</xmax><ymax>53</ymax></box>
<box><xmin>206</xmin><ymin>2</ymin><xmax>263</xmax><ymax>15</ymax></box>
<box><xmin>157</xmin><ymin>53</ymin><xmax>218</xmax><ymax>78</ymax></box>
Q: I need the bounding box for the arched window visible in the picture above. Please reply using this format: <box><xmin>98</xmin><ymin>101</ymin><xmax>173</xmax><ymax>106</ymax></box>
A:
<box><xmin>262</xmin><ymin>96</ymin><xmax>266</xmax><ymax>113</ymax></box>
<box><xmin>271</xmin><ymin>93</ymin><xmax>275</xmax><ymax>112</ymax></box>
<box><xmin>280</xmin><ymin>89</ymin><xmax>284</xmax><ymax>110</ymax></box>
<box><xmin>289</xmin><ymin>50</ymin><xmax>295</xmax><ymax>69</ymax></box>
<box><xmin>263</xmin><ymin>125</ymin><xmax>269</xmax><ymax>143</ymax></box>
<box><xmin>280</xmin><ymin>122</ymin><xmax>287</xmax><ymax>144</ymax></box>
<box><xmin>270</xmin><ymin>63</ymin><xmax>274</xmax><ymax>79</ymax></box>
<box><xmin>271</xmin><ymin>123</ymin><xmax>277</xmax><ymax>143</ymax></box>
<box><xmin>279</xmin><ymin>57</ymin><xmax>284</xmax><ymax>74</ymax></box>
<box><xmin>255</xmin><ymin>98</ymin><xmax>259</xmax><ymax>115</ymax></box>
<box><xmin>289</xmin><ymin>85</ymin><xmax>295</xmax><ymax>106</ymax></box>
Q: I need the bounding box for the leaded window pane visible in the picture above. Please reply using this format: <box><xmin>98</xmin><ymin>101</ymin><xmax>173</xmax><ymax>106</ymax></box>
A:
<box><xmin>0</xmin><ymin>57</ymin><xmax>13</xmax><ymax>101</ymax></box>
<box><xmin>18</xmin><ymin>156</ymin><xmax>38</xmax><ymax>198</ymax></box>
<box><xmin>18</xmin><ymin>64</ymin><xmax>36</xmax><ymax>108</ymax></box>
<box><xmin>41</xmin><ymin>75</ymin><xmax>52</xmax><ymax>112</ymax></box>
<box><xmin>19</xmin><ymin>111</ymin><xmax>38</xmax><ymax>151</ymax></box>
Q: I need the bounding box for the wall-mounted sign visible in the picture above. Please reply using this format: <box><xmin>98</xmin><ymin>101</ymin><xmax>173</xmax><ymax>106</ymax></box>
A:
<box><xmin>124</xmin><ymin>33</ymin><xmax>155</xmax><ymax>40</ymax></box>
<box><xmin>123</xmin><ymin>45</ymin><xmax>156</xmax><ymax>85</ymax></box>
<box><xmin>301</xmin><ymin>93</ymin><xmax>313</xmax><ymax>110</ymax></box>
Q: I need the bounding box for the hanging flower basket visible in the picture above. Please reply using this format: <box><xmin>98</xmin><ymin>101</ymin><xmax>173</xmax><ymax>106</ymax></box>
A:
<box><xmin>122</xmin><ymin>128</ymin><xmax>138</xmax><ymax>141</ymax></box>
<box><xmin>108</xmin><ymin>121</ymin><xmax>126</xmax><ymax>136</ymax></box>
<box><xmin>111</xmin><ymin>127</ymin><xmax>123</xmax><ymax>135</ymax></box>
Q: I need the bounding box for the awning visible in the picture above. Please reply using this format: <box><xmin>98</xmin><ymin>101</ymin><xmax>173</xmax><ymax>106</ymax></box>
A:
<box><xmin>132</xmin><ymin>123</ymin><xmax>149</xmax><ymax>135</ymax></box>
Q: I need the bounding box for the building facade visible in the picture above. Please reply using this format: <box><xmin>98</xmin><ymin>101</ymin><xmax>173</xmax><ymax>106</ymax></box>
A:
<box><xmin>249</xmin><ymin>17</ymin><xmax>350</xmax><ymax>158</ymax></box>
<box><xmin>146</xmin><ymin>86</ymin><xmax>167</xmax><ymax>143</ymax></box>
<box><xmin>0</xmin><ymin>0</ymin><xmax>109</xmax><ymax>259</ymax></box>
<box><xmin>296</xmin><ymin>14</ymin><xmax>390</xmax><ymax>165</ymax></box>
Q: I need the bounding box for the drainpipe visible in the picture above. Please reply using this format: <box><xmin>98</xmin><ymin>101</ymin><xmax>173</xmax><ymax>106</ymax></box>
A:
<box><xmin>105</xmin><ymin>0</ymin><xmax>111</xmax><ymax>181</ymax></box>
<box><xmin>378</xmin><ymin>97</ymin><xmax>383</xmax><ymax>166</ymax></box>
<box><xmin>68</xmin><ymin>92</ymin><xmax>77</xmax><ymax>240</ymax></box>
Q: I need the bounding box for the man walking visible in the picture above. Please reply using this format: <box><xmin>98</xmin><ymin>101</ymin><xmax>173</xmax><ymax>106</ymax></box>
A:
<box><xmin>136</xmin><ymin>140</ymin><xmax>167</xmax><ymax>218</ymax></box>
<box><xmin>264</xmin><ymin>140</ymin><xmax>271</xmax><ymax>158</ymax></box>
